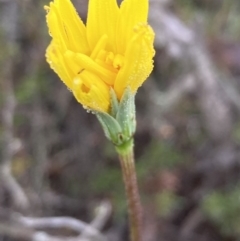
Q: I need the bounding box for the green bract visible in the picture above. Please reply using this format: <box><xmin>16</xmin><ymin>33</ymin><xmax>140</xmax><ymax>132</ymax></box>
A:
<box><xmin>96</xmin><ymin>87</ymin><xmax>136</xmax><ymax>147</ymax></box>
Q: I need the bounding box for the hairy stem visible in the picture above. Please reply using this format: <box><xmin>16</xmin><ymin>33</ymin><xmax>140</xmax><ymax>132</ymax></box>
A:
<box><xmin>116</xmin><ymin>140</ymin><xmax>142</xmax><ymax>241</ymax></box>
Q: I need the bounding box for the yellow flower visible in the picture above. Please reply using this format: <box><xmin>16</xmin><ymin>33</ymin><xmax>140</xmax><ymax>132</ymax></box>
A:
<box><xmin>45</xmin><ymin>0</ymin><xmax>155</xmax><ymax>112</ymax></box>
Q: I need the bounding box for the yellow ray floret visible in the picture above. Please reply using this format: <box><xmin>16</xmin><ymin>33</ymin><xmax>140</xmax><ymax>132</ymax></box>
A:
<box><xmin>45</xmin><ymin>0</ymin><xmax>155</xmax><ymax>113</ymax></box>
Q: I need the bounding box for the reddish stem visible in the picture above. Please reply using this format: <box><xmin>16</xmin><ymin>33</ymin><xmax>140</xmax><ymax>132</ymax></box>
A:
<box><xmin>118</xmin><ymin>148</ymin><xmax>142</xmax><ymax>241</ymax></box>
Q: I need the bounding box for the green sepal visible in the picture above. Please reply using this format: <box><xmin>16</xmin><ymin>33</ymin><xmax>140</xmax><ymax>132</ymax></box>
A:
<box><xmin>95</xmin><ymin>88</ymin><xmax>136</xmax><ymax>147</ymax></box>
<box><xmin>96</xmin><ymin>111</ymin><xmax>124</xmax><ymax>145</ymax></box>
<box><xmin>128</xmin><ymin>89</ymin><xmax>136</xmax><ymax>135</ymax></box>
<box><xmin>110</xmin><ymin>88</ymin><xmax>119</xmax><ymax>118</ymax></box>
<box><xmin>116</xmin><ymin>87</ymin><xmax>136</xmax><ymax>137</ymax></box>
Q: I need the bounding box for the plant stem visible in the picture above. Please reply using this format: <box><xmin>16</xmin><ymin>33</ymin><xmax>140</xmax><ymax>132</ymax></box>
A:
<box><xmin>116</xmin><ymin>139</ymin><xmax>142</xmax><ymax>241</ymax></box>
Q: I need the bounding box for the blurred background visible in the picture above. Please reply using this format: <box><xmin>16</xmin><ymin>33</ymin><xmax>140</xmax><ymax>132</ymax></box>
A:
<box><xmin>1</xmin><ymin>0</ymin><xmax>240</xmax><ymax>240</ymax></box>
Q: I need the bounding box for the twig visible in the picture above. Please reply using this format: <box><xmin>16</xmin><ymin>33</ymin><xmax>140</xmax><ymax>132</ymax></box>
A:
<box><xmin>0</xmin><ymin>221</ymin><xmax>105</xmax><ymax>241</ymax></box>
<box><xmin>18</xmin><ymin>216</ymin><xmax>104</xmax><ymax>238</ymax></box>
<box><xmin>80</xmin><ymin>200</ymin><xmax>112</xmax><ymax>239</ymax></box>
<box><xmin>14</xmin><ymin>207</ymin><xmax>109</xmax><ymax>241</ymax></box>
<box><xmin>0</xmin><ymin>223</ymin><xmax>34</xmax><ymax>240</ymax></box>
<box><xmin>0</xmin><ymin>0</ymin><xmax>29</xmax><ymax>210</ymax></box>
<box><xmin>147</xmin><ymin>74</ymin><xmax>196</xmax><ymax>112</ymax></box>
<box><xmin>188</xmin><ymin>30</ymin><xmax>232</xmax><ymax>141</ymax></box>
<box><xmin>149</xmin><ymin>0</ymin><xmax>233</xmax><ymax>142</ymax></box>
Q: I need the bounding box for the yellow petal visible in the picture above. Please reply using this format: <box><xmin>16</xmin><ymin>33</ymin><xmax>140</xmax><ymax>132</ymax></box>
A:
<box><xmin>114</xmin><ymin>23</ymin><xmax>155</xmax><ymax>98</ymax></box>
<box><xmin>65</xmin><ymin>50</ymin><xmax>116</xmax><ymax>85</ymax></box>
<box><xmin>86</xmin><ymin>0</ymin><xmax>119</xmax><ymax>52</ymax></box>
<box><xmin>46</xmin><ymin>0</ymin><xmax>89</xmax><ymax>53</ymax></box>
<box><xmin>45</xmin><ymin>0</ymin><xmax>155</xmax><ymax>113</ymax></box>
<box><xmin>72</xmin><ymin>70</ymin><xmax>110</xmax><ymax>112</ymax></box>
<box><xmin>117</xmin><ymin>0</ymin><xmax>148</xmax><ymax>53</ymax></box>
<box><xmin>46</xmin><ymin>41</ymin><xmax>74</xmax><ymax>89</ymax></box>
<box><xmin>90</xmin><ymin>34</ymin><xmax>108</xmax><ymax>60</ymax></box>
<box><xmin>46</xmin><ymin>4</ymin><xmax>67</xmax><ymax>51</ymax></box>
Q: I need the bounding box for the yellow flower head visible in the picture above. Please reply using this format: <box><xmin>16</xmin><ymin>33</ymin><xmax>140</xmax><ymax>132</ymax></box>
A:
<box><xmin>45</xmin><ymin>0</ymin><xmax>155</xmax><ymax>112</ymax></box>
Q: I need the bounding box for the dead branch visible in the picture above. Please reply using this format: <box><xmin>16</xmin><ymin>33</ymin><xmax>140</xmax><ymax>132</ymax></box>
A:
<box><xmin>0</xmin><ymin>0</ymin><xmax>29</xmax><ymax>210</ymax></box>
<box><xmin>0</xmin><ymin>202</ymin><xmax>110</xmax><ymax>241</ymax></box>
<box><xmin>18</xmin><ymin>216</ymin><xmax>104</xmax><ymax>238</ymax></box>
<box><xmin>147</xmin><ymin>74</ymin><xmax>196</xmax><ymax>112</ymax></box>
<box><xmin>0</xmin><ymin>221</ymin><xmax>106</xmax><ymax>241</ymax></box>
<box><xmin>149</xmin><ymin>0</ymin><xmax>233</xmax><ymax>142</ymax></box>
<box><xmin>15</xmin><ymin>212</ymin><xmax>108</xmax><ymax>241</ymax></box>
<box><xmin>0</xmin><ymin>223</ymin><xmax>34</xmax><ymax>240</ymax></box>
<box><xmin>80</xmin><ymin>200</ymin><xmax>112</xmax><ymax>239</ymax></box>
